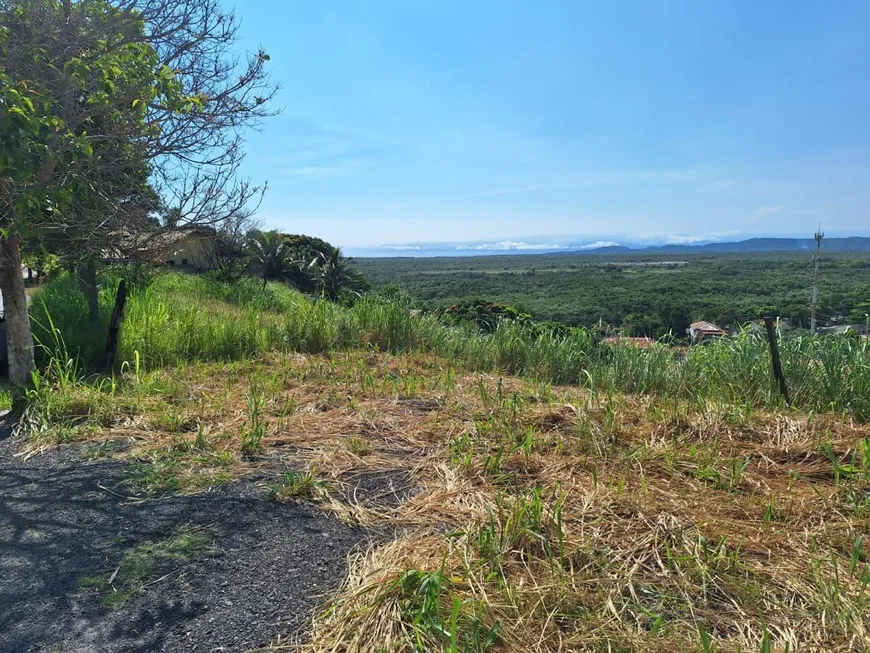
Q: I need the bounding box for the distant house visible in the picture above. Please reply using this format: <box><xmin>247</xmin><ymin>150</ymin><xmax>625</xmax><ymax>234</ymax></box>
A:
<box><xmin>688</xmin><ymin>321</ymin><xmax>727</xmax><ymax>342</ymax></box>
<box><xmin>818</xmin><ymin>324</ymin><xmax>868</xmax><ymax>336</ymax></box>
<box><xmin>105</xmin><ymin>226</ymin><xmax>217</xmax><ymax>270</ymax></box>
<box><xmin>151</xmin><ymin>227</ymin><xmax>217</xmax><ymax>270</ymax></box>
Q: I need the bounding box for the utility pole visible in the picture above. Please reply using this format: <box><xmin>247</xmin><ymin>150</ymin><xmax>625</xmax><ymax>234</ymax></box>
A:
<box><xmin>810</xmin><ymin>227</ymin><xmax>824</xmax><ymax>335</ymax></box>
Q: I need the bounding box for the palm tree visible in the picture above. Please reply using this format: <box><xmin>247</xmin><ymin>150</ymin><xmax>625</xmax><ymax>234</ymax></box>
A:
<box><xmin>307</xmin><ymin>246</ymin><xmax>369</xmax><ymax>301</ymax></box>
<box><xmin>247</xmin><ymin>230</ymin><xmax>291</xmax><ymax>288</ymax></box>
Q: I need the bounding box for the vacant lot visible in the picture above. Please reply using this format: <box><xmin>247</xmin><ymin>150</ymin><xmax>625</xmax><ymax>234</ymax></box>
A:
<box><xmin>5</xmin><ymin>347</ymin><xmax>870</xmax><ymax>651</ymax></box>
<box><xmin>3</xmin><ymin>272</ymin><xmax>869</xmax><ymax>651</ymax></box>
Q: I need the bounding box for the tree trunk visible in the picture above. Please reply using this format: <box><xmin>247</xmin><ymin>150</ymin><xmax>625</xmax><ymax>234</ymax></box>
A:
<box><xmin>103</xmin><ymin>280</ymin><xmax>128</xmax><ymax>372</ymax></box>
<box><xmin>0</xmin><ymin>235</ymin><xmax>35</xmax><ymax>392</ymax></box>
<box><xmin>77</xmin><ymin>260</ymin><xmax>100</xmax><ymax>324</ymax></box>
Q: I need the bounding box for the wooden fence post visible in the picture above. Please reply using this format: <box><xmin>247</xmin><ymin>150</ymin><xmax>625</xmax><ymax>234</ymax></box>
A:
<box><xmin>104</xmin><ymin>280</ymin><xmax>128</xmax><ymax>372</ymax></box>
<box><xmin>763</xmin><ymin>316</ymin><xmax>790</xmax><ymax>406</ymax></box>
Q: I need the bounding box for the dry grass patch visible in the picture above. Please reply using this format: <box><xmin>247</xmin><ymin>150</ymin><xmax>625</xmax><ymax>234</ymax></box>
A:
<box><xmin>21</xmin><ymin>351</ymin><xmax>870</xmax><ymax>651</ymax></box>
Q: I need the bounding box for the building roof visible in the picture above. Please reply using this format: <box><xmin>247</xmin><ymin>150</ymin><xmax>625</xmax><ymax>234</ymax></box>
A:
<box><xmin>690</xmin><ymin>321</ymin><xmax>726</xmax><ymax>333</ymax></box>
<box><xmin>105</xmin><ymin>226</ymin><xmax>216</xmax><ymax>261</ymax></box>
<box><xmin>146</xmin><ymin>226</ymin><xmax>215</xmax><ymax>249</ymax></box>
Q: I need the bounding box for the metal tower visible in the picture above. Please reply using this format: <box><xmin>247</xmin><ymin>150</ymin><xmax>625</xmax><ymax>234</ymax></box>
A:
<box><xmin>810</xmin><ymin>228</ymin><xmax>824</xmax><ymax>335</ymax></box>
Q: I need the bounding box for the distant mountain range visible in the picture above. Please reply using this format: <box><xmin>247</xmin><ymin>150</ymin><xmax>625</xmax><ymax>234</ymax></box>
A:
<box><xmin>565</xmin><ymin>237</ymin><xmax>870</xmax><ymax>255</ymax></box>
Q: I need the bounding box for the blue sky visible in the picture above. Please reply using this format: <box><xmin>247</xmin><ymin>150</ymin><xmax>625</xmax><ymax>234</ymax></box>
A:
<box><xmin>235</xmin><ymin>1</ymin><xmax>870</xmax><ymax>251</ymax></box>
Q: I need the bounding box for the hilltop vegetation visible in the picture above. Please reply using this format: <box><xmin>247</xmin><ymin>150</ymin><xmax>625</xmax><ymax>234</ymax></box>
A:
<box><xmin>356</xmin><ymin>251</ymin><xmax>870</xmax><ymax>335</ymax></box>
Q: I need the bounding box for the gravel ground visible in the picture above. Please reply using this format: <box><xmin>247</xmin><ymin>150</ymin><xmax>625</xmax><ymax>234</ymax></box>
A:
<box><xmin>0</xmin><ymin>432</ymin><xmax>365</xmax><ymax>653</ymax></box>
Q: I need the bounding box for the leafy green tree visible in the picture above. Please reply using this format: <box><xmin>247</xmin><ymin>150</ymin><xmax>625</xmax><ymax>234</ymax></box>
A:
<box><xmin>654</xmin><ymin>299</ymin><xmax>692</xmax><ymax>337</ymax></box>
<box><xmin>848</xmin><ymin>303</ymin><xmax>870</xmax><ymax>327</ymax></box>
<box><xmin>444</xmin><ymin>300</ymin><xmax>532</xmax><ymax>333</ymax></box>
<box><xmin>282</xmin><ymin>234</ymin><xmax>334</xmax><ymax>292</ymax></box>
<box><xmin>782</xmin><ymin>303</ymin><xmax>811</xmax><ymax>328</ymax></box>
<box><xmin>205</xmin><ymin>213</ymin><xmax>255</xmax><ymax>283</ymax></box>
<box><xmin>0</xmin><ymin>0</ymin><xmax>275</xmax><ymax>388</ymax></box>
<box><xmin>0</xmin><ymin>5</ymin><xmax>162</xmax><ymax>384</ymax></box>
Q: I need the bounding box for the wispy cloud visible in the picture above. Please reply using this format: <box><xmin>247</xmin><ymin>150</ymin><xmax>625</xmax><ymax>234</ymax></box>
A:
<box><xmin>281</xmin><ymin>158</ymin><xmax>367</xmax><ymax>178</ymax></box>
<box><xmin>266</xmin><ymin>119</ymin><xmax>402</xmax><ymax>178</ymax></box>
<box><xmin>369</xmin><ymin>168</ymin><xmax>716</xmax><ymax>211</ymax></box>
<box><xmin>753</xmin><ymin>205</ymin><xmax>787</xmax><ymax>216</ymax></box>
<box><xmin>283</xmin><ymin>165</ymin><xmax>347</xmax><ymax>177</ymax></box>
<box><xmin>646</xmin><ymin>231</ymin><xmax>748</xmax><ymax>245</ymax></box>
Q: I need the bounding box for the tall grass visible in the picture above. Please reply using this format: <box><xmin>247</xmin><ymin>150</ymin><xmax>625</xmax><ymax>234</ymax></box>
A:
<box><xmin>30</xmin><ymin>275</ymin><xmax>117</xmax><ymax>365</ymax></box>
<box><xmin>31</xmin><ymin>272</ymin><xmax>870</xmax><ymax>420</ymax></box>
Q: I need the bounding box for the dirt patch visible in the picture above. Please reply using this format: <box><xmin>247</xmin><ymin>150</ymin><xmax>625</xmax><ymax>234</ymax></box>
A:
<box><xmin>0</xmin><ymin>435</ymin><xmax>366</xmax><ymax>653</ymax></box>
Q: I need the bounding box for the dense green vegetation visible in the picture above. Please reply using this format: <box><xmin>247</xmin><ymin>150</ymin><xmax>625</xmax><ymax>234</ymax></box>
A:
<box><xmin>30</xmin><ymin>272</ymin><xmax>870</xmax><ymax>419</ymax></box>
<box><xmin>356</xmin><ymin>252</ymin><xmax>870</xmax><ymax>335</ymax></box>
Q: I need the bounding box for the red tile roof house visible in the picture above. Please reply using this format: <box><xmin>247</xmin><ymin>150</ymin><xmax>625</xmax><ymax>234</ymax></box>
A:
<box><xmin>687</xmin><ymin>321</ymin><xmax>728</xmax><ymax>343</ymax></box>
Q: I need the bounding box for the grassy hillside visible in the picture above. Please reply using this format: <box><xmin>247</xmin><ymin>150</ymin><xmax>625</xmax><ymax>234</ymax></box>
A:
<box><xmin>29</xmin><ymin>272</ymin><xmax>870</xmax><ymax>419</ymax></box>
<box><xmin>19</xmin><ymin>274</ymin><xmax>870</xmax><ymax>651</ymax></box>
<box><xmin>355</xmin><ymin>251</ymin><xmax>870</xmax><ymax>331</ymax></box>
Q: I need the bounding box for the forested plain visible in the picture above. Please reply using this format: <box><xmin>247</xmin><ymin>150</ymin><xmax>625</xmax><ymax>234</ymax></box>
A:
<box><xmin>356</xmin><ymin>251</ymin><xmax>870</xmax><ymax>336</ymax></box>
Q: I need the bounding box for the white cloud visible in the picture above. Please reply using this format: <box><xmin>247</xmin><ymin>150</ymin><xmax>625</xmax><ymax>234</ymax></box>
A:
<box><xmin>459</xmin><ymin>241</ymin><xmax>565</xmax><ymax>251</ymax></box>
<box><xmin>662</xmin><ymin>235</ymin><xmax>712</xmax><ymax>245</ymax></box>
<box><xmin>454</xmin><ymin>240</ymin><xmax>620</xmax><ymax>251</ymax></box>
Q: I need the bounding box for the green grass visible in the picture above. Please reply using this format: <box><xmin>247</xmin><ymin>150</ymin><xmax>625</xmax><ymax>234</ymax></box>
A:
<box><xmin>79</xmin><ymin>526</ymin><xmax>213</xmax><ymax>609</ymax></box>
<box><xmin>0</xmin><ymin>382</ymin><xmax>13</xmax><ymax>412</ymax></box>
<box><xmin>266</xmin><ymin>467</ymin><xmax>329</xmax><ymax>502</ymax></box>
<box><xmin>28</xmin><ymin>271</ymin><xmax>870</xmax><ymax>421</ymax></box>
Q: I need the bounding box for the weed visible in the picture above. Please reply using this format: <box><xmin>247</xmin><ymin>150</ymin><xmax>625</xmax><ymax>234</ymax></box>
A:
<box><xmin>266</xmin><ymin>467</ymin><xmax>328</xmax><ymax>502</ymax></box>
<box><xmin>394</xmin><ymin>568</ymin><xmax>500</xmax><ymax>652</ymax></box>
<box><xmin>345</xmin><ymin>436</ymin><xmax>372</xmax><ymax>456</ymax></box>
<box><xmin>240</xmin><ymin>390</ymin><xmax>266</xmax><ymax>456</ymax></box>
